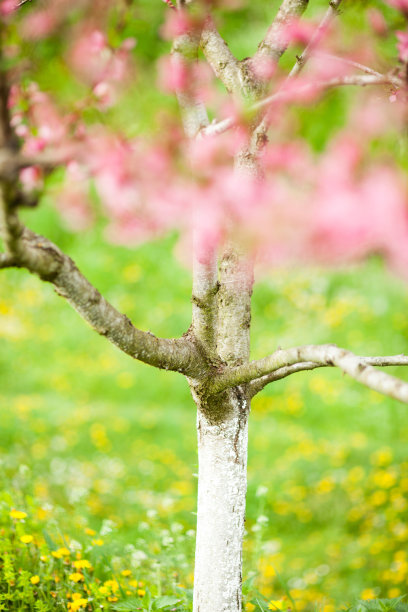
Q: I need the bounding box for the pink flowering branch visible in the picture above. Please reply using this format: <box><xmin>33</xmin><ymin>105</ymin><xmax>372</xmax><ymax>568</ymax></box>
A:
<box><xmin>202</xmin><ymin>72</ymin><xmax>400</xmax><ymax>136</ymax></box>
<box><xmin>312</xmin><ymin>52</ymin><xmax>385</xmax><ymax>78</ymax></box>
<box><xmin>209</xmin><ymin>344</ymin><xmax>408</xmax><ymax>403</ymax></box>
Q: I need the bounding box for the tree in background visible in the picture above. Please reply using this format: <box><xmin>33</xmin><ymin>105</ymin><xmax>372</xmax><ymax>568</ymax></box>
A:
<box><xmin>1</xmin><ymin>0</ymin><xmax>408</xmax><ymax>610</ymax></box>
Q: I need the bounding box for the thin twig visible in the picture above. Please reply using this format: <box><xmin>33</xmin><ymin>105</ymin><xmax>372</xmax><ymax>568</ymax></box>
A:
<box><xmin>312</xmin><ymin>51</ymin><xmax>384</xmax><ymax>78</ymax></box>
<box><xmin>288</xmin><ymin>0</ymin><xmax>344</xmax><ymax>78</ymax></box>
<box><xmin>202</xmin><ymin>73</ymin><xmax>398</xmax><ymax>137</ymax></box>
<box><xmin>249</xmin><ymin>355</ymin><xmax>408</xmax><ymax>397</ymax></box>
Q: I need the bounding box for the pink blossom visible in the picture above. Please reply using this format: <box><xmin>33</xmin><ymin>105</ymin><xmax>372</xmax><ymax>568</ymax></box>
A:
<box><xmin>397</xmin><ymin>31</ymin><xmax>408</xmax><ymax>62</ymax></box>
<box><xmin>387</xmin><ymin>0</ymin><xmax>408</xmax><ymax>12</ymax></box>
<box><xmin>0</xmin><ymin>0</ymin><xmax>18</xmax><ymax>16</ymax></box>
<box><xmin>367</xmin><ymin>9</ymin><xmax>388</xmax><ymax>36</ymax></box>
<box><xmin>281</xmin><ymin>18</ymin><xmax>316</xmax><ymax>46</ymax></box>
<box><xmin>157</xmin><ymin>55</ymin><xmax>189</xmax><ymax>93</ymax></box>
<box><xmin>20</xmin><ymin>11</ymin><xmax>58</xmax><ymax>40</ymax></box>
<box><xmin>20</xmin><ymin>167</ymin><xmax>43</xmax><ymax>191</ymax></box>
<box><xmin>160</xmin><ymin>11</ymin><xmax>195</xmax><ymax>40</ymax></box>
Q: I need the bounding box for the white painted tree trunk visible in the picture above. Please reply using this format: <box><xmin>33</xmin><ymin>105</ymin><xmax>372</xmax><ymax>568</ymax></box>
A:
<box><xmin>193</xmin><ymin>391</ymin><xmax>249</xmax><ymax>612</ymax></box>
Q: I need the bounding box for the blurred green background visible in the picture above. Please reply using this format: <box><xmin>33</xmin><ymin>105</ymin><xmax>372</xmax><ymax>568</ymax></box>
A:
<box><xmin>1</xmin><ymin>0</ymin><xmax>408</xmax><ymax>610</ymax></box>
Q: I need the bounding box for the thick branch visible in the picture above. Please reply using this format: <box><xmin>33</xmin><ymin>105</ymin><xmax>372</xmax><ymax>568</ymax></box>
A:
<box><xmin>0</xmin><ymin>194</ymin><xmax>206</xmax><ymax>377</ymax></box>
<box><xmin>254</xmin><ymin>0</ymin><xmax>309</xmax><ymax>64</ymax></box>
<box><xmin>200</xmin><ymin>17</ymin><xmax>244</xmax><ymax>96</ymax></box>
<box><xmin>210</xmin><ymin>344</ymin><xmax>408</xmax><ymax>404</ymax></box>
<box><xmin>172</xmin><ymin>29</ymin><xmax>209</xmax><ymax>137</ymax></box>
<box><xmin>0</xmin><ymin>251</ymin><xmax>16</xmax><ymax>268</ymax></box>
<box><xmin>192</xmin><ymin>251</ymin><xmax>219</xmax><ymax>353</ymax></box>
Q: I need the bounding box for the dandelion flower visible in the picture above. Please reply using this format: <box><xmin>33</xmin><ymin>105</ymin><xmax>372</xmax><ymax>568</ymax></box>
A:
<box><xmin>121</xmin><ymin>569</ymin><xmax>131</xmax><ymax>577</ymax></box>
<box><xmin>73</xmin><ymin>559</ymin><xmax>92</xmax><ymax>570</ymax></box>
<box><xmin>69</xmin><ymin>573</ymin><xmax>84</xmax><ymax>583</ymax></box>
<box><xmin>137</xmin><ymin>589</ymin><xmax>146</xmax><ymax>597</ymax></box>
<box><xmin>68</xmin><ymin>598</ymin><xmax>88</xmax><ymax>611</ymax></box>
<box><xmin>30</xmin><ymin>575</ymin><xmax>40</xmax><ymax>585</ymax></box>
<box><xmin>360</xmin><ymin>589</ymin><xmax>376</xmax><ymax>600</ymax></box>
<box><xmin>104</xmin><ymin>579</ymin><xmax>119</xmax><ymax>593</ymax></box>
<box><xmin>92</xmin><ymin>538</ymin><xmax>104</xmax><ymax>546</ymax></box>
<box><xmin>268</xmin><ymin>601</ymin><xmax>286</xmax><ymax>610</ymax></box>
<box><xmin>84</xmin><ymin>528</ymin><xmax>96</xmax><ymax>536</ymax></box>
<box><xmin>52</xmin><ymin>547</ymin><xmax>70</xmax><ymax>559</ymax></box>
<box><xmin>10</xmin><ymin>509</ymin><xmax>27</xmax><ymax>520</ymax></box>
<box><xmin>20</xmin><ymin>535</ymin><xmax>33</xmax><ymax>544</ymax></box>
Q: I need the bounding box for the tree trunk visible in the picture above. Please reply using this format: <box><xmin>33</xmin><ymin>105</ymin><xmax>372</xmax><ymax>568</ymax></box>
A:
<box><xmin>191</xmin><ymin>249</ymin><xmax>253</xmax><ymax>612</ymax></box>
<box><xmin>193</xmin><ymin>388</ymin><xmax>249</xmax><ymax>612</ymax></box>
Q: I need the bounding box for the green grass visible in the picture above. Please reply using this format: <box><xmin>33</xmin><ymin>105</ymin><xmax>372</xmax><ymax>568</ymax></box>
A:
<box><xmin>1</xmin><ymin>205</ymin><xmax>408</xmax><ymax>611</ymax></box>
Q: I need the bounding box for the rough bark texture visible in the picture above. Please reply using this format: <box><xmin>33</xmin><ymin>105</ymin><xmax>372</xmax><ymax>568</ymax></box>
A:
<box><xmin>254</xmin><ymin>0</ymin><xmax>309</xmax><ymax>63</ymax></box>
<box><xmin>190</xmin><ymin>246</ymin><xmax>253</xmax><ymax>612</ymax></box>
<box><xmin>192</xmin><ymin>390</ymin><xmax>248</xmax><ymax>612</ymax></box>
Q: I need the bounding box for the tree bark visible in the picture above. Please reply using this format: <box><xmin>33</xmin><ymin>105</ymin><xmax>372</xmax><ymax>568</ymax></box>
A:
<box><xmin>193</xmin><ymin>389</ymin><xmax>249</xmax><ymax>612</ymax></box>
<box><xmin>191</xmin><ymin>247</ymin><xmax>253</xmax><ymax>612</ymax></box>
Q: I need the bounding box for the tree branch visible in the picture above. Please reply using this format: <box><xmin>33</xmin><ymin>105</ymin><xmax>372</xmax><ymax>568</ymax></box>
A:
<box><xmin>202</xmin><ymin>73</ymin><xmax>399</xmax><ymax>137</ymax></box>
<box><xmin>200</xmin><ymin>17</ymin><xmax>244</xmax><ymax>96</ymax></box>
<box><xmin>254</xmin><ymin>0</ymin><xmax>309</xmax><ymax>64</ymax></box>
<box><xmin>288</xmin><ymin>0</ymin><xmax>343</xmax><ymax>78</ymax></box>
<box><xmin>248</xmin><ymin>361</ymin><xmax>320</xmax><ymax>396</ymax></box>
<box><xmin>0</xmin><ymin>191</ymin><xmax>206</xmax><ymax>378</ymax></box>
<box><xmin>248</xmin><ymin>354</ymin><xmax>408</xmax><ymax>397</ymax></box>
<box><xmin>210</xmin><ymin>344</ymin><xmax>408</xmax><ymax>404</ymax></box>
<box><xmin>311</xmin><ymin>51</ymin><xmax>384</xmax><ymax>78</ymax></box>
<box><xmin>172</xmin><ymin>21</ymin><xmax>209</xmax><ymax>137</ymax></box>
<box><xmin>0</xmin><ymin>251</ymin><xmax>16</xmax><ymax>268</ymax></box>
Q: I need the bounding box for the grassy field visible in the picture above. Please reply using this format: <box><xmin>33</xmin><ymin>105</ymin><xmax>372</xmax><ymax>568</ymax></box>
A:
<box><xmin>1</xmin><ymin>204</ymin><xmax>408</xmax><ymax>611</ymax></box>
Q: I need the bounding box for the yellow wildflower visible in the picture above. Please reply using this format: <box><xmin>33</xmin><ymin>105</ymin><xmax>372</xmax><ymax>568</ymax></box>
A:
<box><xmin>108</xmin><ymin>597</ymin><xmax>118</xmax><ymax>602</ymax></box>
<box><xmin>20</xmin><ymin>535</ymin><xmax>33</xmax><ymax>544</ymax></box>
<box><xmin>245</xmin><ymin>604</ymin><xmax>256</xmax><ymax>611</ymax></box>
<box><xmin>40</xmin><ymin>555</ymin><xmax>48</xmax><ymax>562</ymax></box>
<box><xmin>99</xmin><ymin>586</ymin><xmax>109</xmax><ymax>595</ymax></box>
<box><xmin>30</xmin><ymin>575</ymin><xmax>40</xmax><ymax>585</ymax></box>
<box><xmin>52</xmin><ymin>547</ymin><xmax>70</xmax><ymax>559</ymax></box>
<box><xmin>360</xmin><ymin>589</ymin><xmax>376</xmax><ymax>600</ymax></box>
<box><xmin>73</xmin><ymin>559</ymin><xmax>92</xmax><ymax>570</ymax></box>
<box><xmin>121</xmin><ymin>569</ymin><xmax>131</xmax><ymax>577</ymax></box>
<box><xmin>129</xmin><ymin>580</ymin><xmax>138</xmax><ymax>588</ymax></box>
<box><xmin>268</xmin><ymin>601</ymin><xmax>286</xmax><ymax>610</ymax></box>
<box><xmin>92</xmin><ymin>538</ymin><xmax>104</xmax><ymax>546</ymax></box>
<box><xmin>68</xmin><ymin>598</ymin><xmax>88</xmax><ymax>611</ymax></box>
<box><xmin>10</xmin><ymin>509</ymin><xmax>27</xmax><ymax>520</ymax></box>
<box><xmin>104</xmin><ymin>579</ymin><xmax>119</xmax><ymax>593</ymax></box>
<box><xmin>69</xmin><ymin>573</ymin><xmax>84</xmax><ymax>583</ymax></box>
<box><xmin>137</xmin><ymin>589</ymin><xmax>146</xmax><ymax>597</ymax></box>
<box><xmin>84</xmin><ymin>528</ymin><xmax>96</xmax><ymax>536</ymax></box>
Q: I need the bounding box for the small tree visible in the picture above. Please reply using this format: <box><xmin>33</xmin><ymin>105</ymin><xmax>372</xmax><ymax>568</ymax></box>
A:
<box><xmin>1</xmin><ymin>1</ymin><xmax>408</xmax><ymax>610</ymax></box>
